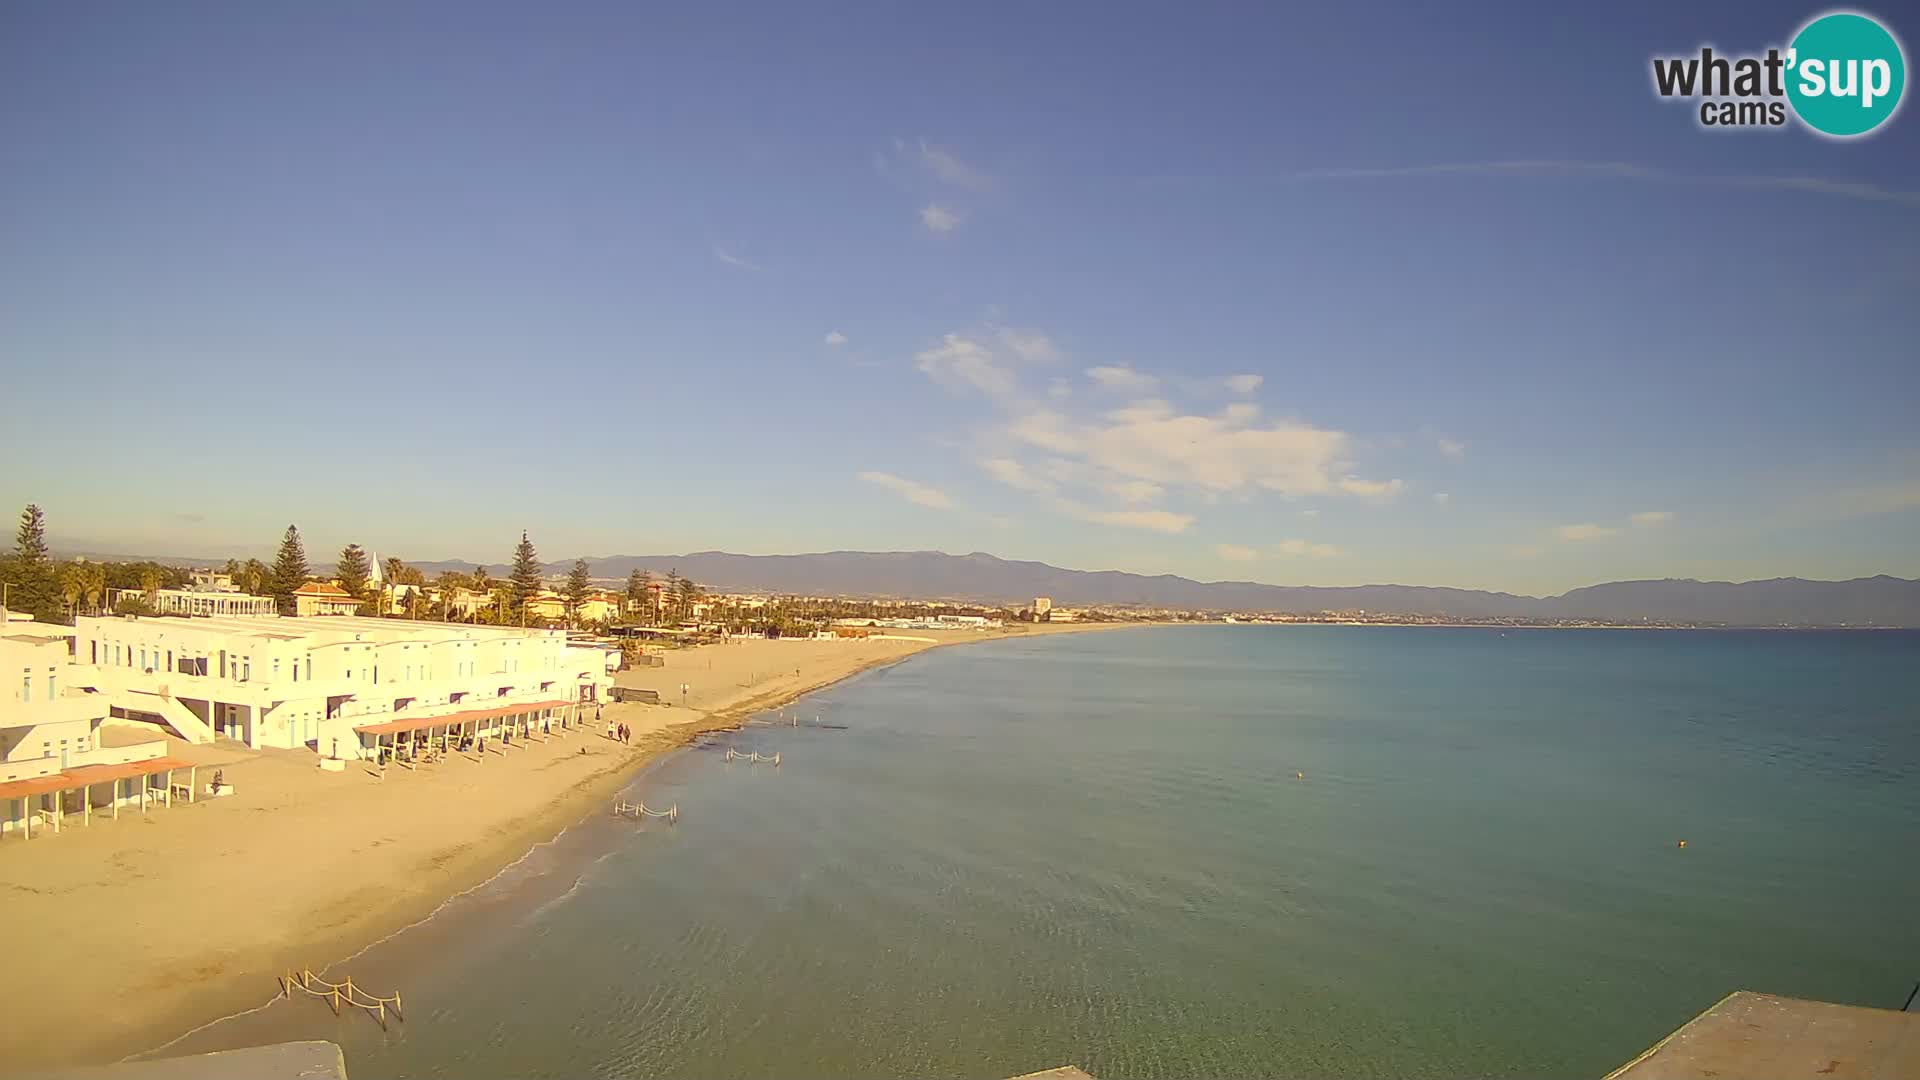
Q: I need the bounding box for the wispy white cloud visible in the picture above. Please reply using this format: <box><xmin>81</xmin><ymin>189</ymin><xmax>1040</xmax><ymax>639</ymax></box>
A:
<box><xmin>1555</xmin><ymin>522</ymin><xmax>1619</xmax><ymax>542</ymax></box>
<box><xmin>1073</xmin><ymin>506</ymin><xmax>1194</xmax><ymax>534</ymax></box>
<box><xmin>1102</xmin><ymin>479</ymin><xmax>1165</xmax><ymax>504</ymax></box>
<box><xmin>824</xmin><ymin>330</ymin><xmax>848</xmax><ymax>347</ymax></box>
<box><xmin>1438</xmin><ymin>437</ymin><xmax>1467</xmax><ymax>460</ymax></box>
<box><xmin>1507</xmin><ymin>545</ymin><xmax>1544</xmax><ymax>559</ymax></box>
<box><xmin>1046</xmin><ymin>377</ymin><xmax>1072</xmax><ymax>400</ymax></box>
<box><xmin>1274</xmin><ymin>538</ymin><xmax>1343</xmax><ymax>558</ymax></box>
<box><xmin>858</xmin><ymin>471</ymin><xmax>954</xmax><ymax>510</ymax></box>
<box><xmin>1433</xmin><ymin>492</ymin><xmax>1451</xmax><ymax>505</ymax></box>
<box><xmin>1631</xmin><ymin>510</ymin><xmax>1673</xmax><ymax>527</ymax></box>
<box><xmin>713</xmin><ymin>246</ymin><xmax>766</xmax><ymax>272</ymax></box>
<box><xmin>1224</xmin><ymin>374</ymin><xmax>1263</xmax><ymax>395</ymax></box>
<box><xmin>1085</xmin><ymin>365</ymin><xmax>1158</xmax><ymax>393</ymax></box>
<box><xmin>998</xmin><ymin>328</ymin><xmax>1061</xmax><ymax>363</ymax></box>
<box><xmin>921</xmin><ymin>205</ymin><xmax>961</xmax><ymax>232</ymax></box>
<box><xmin>916</xmin><ymin>334</ymin><xmax>1016</xmax><ymax>399</ymax></box>
<box><xmin>979</xmin><ymin>457</ymin><xmax>1054</xmax><ymax>495</ymax></box>
<box><xmin>1298</xmin><ymin>509</ymin><xmax>1321</xmax><ymax>519</ymax></box>
<box><xmin>1337</xmin><ymin>476</ymin><xmax>1405</xmax><ymax>501</ymax></box>
<box><xmin>1006</xmin><ymin>403</ymin><xmax>1353</xmax><ymax>499</ymax></box>
<box><xmin>911</xmin><ymin>138</ymin><xmax>995</xmax><ymax>190</ymax></box>
<box><xmin>1216</xmin><ymin>543</ymin><xmax>1260</xmax><ymax>562</ymax></box>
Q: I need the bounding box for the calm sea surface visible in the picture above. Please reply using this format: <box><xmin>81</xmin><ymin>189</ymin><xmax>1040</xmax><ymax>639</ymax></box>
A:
<box><xmin>167</xmin><ymin>627</ymin><xmax>1920</xmax><ymax>1078</ymax></box>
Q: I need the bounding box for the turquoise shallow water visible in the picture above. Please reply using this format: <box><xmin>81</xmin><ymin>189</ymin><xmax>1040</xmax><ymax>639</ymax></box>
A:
<box><xmin>170</xmin><ymin>627</ymin><xmax>1920</xmax><ymax>1078</ymax></box>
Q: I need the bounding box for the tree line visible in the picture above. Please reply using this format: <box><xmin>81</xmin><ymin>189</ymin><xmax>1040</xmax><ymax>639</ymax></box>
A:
<box><xmin>5</xmin><ymin>503</ymin><xmax>1007</xmax><ymax>634</ymax></box>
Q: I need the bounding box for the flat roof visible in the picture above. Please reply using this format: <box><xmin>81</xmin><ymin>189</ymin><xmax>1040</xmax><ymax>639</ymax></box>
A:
<box><xmin>354</xmin><ymin>699</ymin><xmax>573</xmax><ymax>737</ymax></box>
<box><xmin>75</xmin><ymin>613</ymin><xmax>570</xmax><ymax>644</ymax></box>
<box><xmin>1606</xmin><ymin>991</ymin><xmax>1920</xmax><ymax>1079</ymax></box>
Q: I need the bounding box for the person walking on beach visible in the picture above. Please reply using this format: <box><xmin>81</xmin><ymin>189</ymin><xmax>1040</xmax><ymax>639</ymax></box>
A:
<box><xmin>606</xmin><ymin>718</ymin><xmax>615</xmax><ymax>740</ymax></box>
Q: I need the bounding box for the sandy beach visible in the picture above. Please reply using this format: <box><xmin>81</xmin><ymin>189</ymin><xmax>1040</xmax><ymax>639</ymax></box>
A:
<box><xmin>0</xmin><ymin>622</ymin><xmax>1125</xmax><ymax>1074</ymax></box>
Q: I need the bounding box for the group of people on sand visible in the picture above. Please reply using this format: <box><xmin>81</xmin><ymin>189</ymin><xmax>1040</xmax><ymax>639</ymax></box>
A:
<box><xmin>606</xmin><ymin>719</ymin><xmax>632</xmax><ymax>744</ymax></box>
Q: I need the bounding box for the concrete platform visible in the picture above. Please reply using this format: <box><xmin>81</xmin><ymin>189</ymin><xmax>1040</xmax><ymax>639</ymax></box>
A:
<box><xmin>31</xmin><ymin>1041</ymin><xmax>347</xmax><ymax>1080</ymax></box>
<box><xmin>1606</xmin><ymin>991</ymin><xmax>1920</xmax><ymax>1080</ymax></box>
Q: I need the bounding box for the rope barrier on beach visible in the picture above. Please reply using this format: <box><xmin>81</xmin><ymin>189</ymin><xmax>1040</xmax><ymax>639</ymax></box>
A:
<box><xmin>724</xmin><ymin>749</ymin><xmax>781</xmax><ymax>765</ymax></box>
<box><xmin>612</xmin><ymin>800</ymin><xmax>678</xmax><ymax>821</ymax></box>
<box><xmin>279</xmin><ymin>969</ymin><xmax>404</xmax><ymax>1030</ymax></box>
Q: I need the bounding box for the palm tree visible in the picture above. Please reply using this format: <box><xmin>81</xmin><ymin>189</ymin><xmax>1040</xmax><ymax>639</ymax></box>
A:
<box><xmin>82</xmin><ymin>564</ymin><xmax>105</xmax><ymax>616</ymax></box>
<box><xmin>59</xmin><ymin>563</ymin><xmax>86</xmax><ymax>619</ymax></box>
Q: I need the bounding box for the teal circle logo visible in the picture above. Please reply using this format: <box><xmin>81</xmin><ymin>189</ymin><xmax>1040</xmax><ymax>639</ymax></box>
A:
<box><xmin>1786</xmin><ymin>12</ymin><xmax>1906</xmax><ymax>137</ymax></box>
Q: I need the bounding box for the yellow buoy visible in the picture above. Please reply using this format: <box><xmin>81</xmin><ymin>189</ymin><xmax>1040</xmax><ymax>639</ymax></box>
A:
<box><xmin>1297</xmin><ymin>771</ymin><xmax>1304</xmax><ymax>780</ymax></box>
<box><xmin>1677</xmin><ymin>840</ymin><xmax>1687</xmax><ymax>849</ymax></box>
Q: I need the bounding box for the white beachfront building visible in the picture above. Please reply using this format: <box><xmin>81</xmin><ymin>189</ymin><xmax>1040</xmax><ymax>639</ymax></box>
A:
<box><xmin>67</xmin><ymin>614</ymin><xmax>618</xmax><ymax>759</ymax></box>
<box><xmin>130</xmin><ymin>569</ymin><xmax>279</xmax><ymax>618</ymax></box>
<box><xmin>2</xmin><ymin>620</ymin><xmax>180</xmax><ymax>837</ymax></box>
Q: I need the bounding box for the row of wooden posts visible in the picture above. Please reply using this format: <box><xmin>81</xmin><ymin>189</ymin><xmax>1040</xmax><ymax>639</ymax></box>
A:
<box><xmin>279</xmin><ymin>969</ymin><xmax>404</xmax><ymax>1031</ymax></box>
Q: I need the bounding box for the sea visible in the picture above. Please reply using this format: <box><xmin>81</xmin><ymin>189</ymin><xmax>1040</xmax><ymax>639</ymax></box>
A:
<box><xmin>156</xmin><ymin>626</ymin><xmax>1920</xmax><ymax>1078</ymax></box>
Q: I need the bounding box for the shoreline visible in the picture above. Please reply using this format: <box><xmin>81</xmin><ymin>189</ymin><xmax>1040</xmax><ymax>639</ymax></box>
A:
<box><xmin>4</xmin><ymin>622</ymin><xmax>1140</xmax><ymax>1076</ymax></box>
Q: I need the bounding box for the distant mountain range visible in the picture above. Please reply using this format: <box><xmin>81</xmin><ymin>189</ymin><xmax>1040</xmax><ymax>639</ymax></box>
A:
<box><xmin>51</xmin><ymin>544</ymin><xmax>1919</xmax><ymax>626</ymax></box>
<box><xmin>383</xmin><ymin>549</ymin><xmax>1920</xmax><ymax>627</ymax></box>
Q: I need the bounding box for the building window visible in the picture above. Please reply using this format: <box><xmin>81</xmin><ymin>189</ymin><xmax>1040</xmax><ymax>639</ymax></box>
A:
<box><xmin>20</xmin><ymin>672</ymin><xmax>29</xmax><ymax>703</ymax></box>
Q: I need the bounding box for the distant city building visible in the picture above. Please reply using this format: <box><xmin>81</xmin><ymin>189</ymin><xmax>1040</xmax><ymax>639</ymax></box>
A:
<box><xmin>292</xmin><ymin>581</ymin><xmax>360</xmax><ymax>617</ymax></box>
<box><xmin>128</xmin><ymin>570</ymin><xmax>278</xmax><ymax>618</ymax></box>
<box><xmin>1033</xmin><ymin>597</ymin><xmax>1053</xmax><ymax>616</ymax></box>
<box><xmin>522</xmin><ymin>592</ymin><xmax>568</xmax><ymax>621</ymax></box>
<box><xmin>573</xmin><ymin>592</ymin><xmax>621</xmax><ymax>624</ymax></box>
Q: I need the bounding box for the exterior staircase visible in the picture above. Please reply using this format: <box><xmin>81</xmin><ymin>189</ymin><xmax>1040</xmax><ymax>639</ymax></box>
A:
<box><xmin>77</xmin><ymin>668</ymin><xmax>217</xmax><ymax>744</ymax></box>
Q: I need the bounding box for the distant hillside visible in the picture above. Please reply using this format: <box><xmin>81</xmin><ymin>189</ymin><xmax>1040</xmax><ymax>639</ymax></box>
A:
<box><xmin>401</xmin><ymin>550</ymin><xmax>1920</xmax><ymax>627</ymax></box>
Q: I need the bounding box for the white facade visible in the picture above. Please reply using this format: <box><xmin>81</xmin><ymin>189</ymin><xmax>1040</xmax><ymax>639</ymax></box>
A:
<box><xmin>3</xmin><ymin>625</ymin><xmax>171</xmax><ymax>834</ymax></box>
<box><xmin>68</xmin><ymin>614</ymin><xmax>617</xmax><ymax>758</ymax></box>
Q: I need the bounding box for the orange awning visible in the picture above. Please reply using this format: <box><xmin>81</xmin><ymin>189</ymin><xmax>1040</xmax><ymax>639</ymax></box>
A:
<box><xmin>354</xmin><ymin>699</ymin><xmax>572</xmax><ymax>738</ymax></box>
<box><xmin>0</xmin><ymin>757</ymin><xmax>191</xmax><ymax>801</ymax></box>
<box><xmin>0</xmin><ymin>773</ymin><xmax>77</xmax><ymax>801</ymax></box>
<box><xmin>61</xmin><ymin>757</ymin><xmax>194</xmax><ymax>788</ymax></box>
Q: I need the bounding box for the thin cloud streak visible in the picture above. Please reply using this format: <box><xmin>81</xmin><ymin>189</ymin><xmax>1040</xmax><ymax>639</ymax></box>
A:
<box><xmin>857</xmin><ymin>471</ymin><xmax>954</xmax><ymax>510</ymax></box>
<box><xmin>1149</xmin><ymin>160</ymin><xmax>1920</xmax><ymax>208</ymax></box>
<box><xmin>713</xmin><ymin>246</ymin><xmax>767</xmax><ymax>272</ymax></box>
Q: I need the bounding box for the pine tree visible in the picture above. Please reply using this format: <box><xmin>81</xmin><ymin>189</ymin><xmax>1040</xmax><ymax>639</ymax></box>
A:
<box><xmin>509</xmin><ymin>531</ymin><xmax>543</xmax><ymax>616</ymax></box>
<box><xmin>336</xmin><ymin>544</ymin><xmax>372</xmax><ymax>600</ymax></box>
<box><xmin>565</xmin><ymin>558</ymin><xmax>593</xmax><ymax>621</ymax></box>
<box><xmin>676</xmin><ymin>576</ymin><xmax>698</xmax><ymax>623</ymax></box>
<box><xmin>625</xmin><ymin>568</ymin><xmax>647</xmax><ymax>611</ymax></box>
<box><xmin>15</xmin><ymin>504</ymin><xmax>49</xmax><ymax>565</ymax></box>
<box><xmin>7</xmin><ymin>504</ymin><xmax>59</xmax><ymax>619</ymax></box>
<box><xmin>664</xmin><ymin>569</ymin><xmax>682</xmax><ymax>620</ymax></box>
<box><xmin>270</xmin><ymin>525</ymin><xmax>309</xmax><ymax>614</ymax></box>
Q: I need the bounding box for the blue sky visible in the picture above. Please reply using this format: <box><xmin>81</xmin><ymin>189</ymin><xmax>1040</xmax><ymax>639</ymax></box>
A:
<box><xmin>2</xmin><ymin>1</ymin><xmax>1915</xmax><ymax>594</ymax></box>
